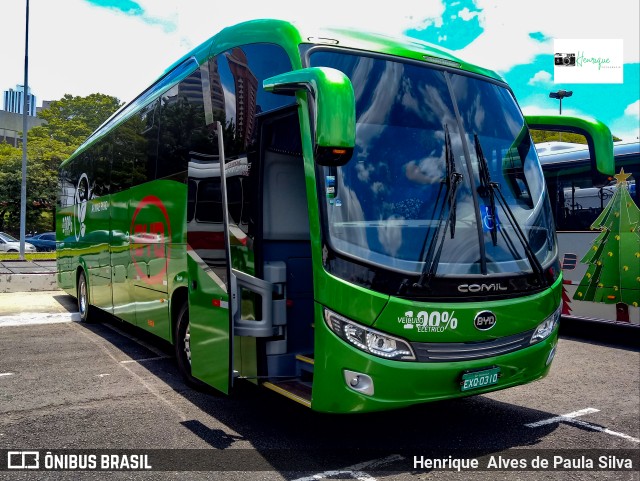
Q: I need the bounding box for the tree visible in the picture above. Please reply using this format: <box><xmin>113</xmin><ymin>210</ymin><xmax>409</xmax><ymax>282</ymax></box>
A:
<box><xmin>0</xmin><ymin>93</ymin><xmax>122</xmax><ymax>234</ymax></box>
<box><xmin>530</xmin><ymin>130</ymin><xmax>622</xmax><ymax>144</ymax></box>
<box><xmin>0</xmin><ymin>137</ymin><xmax>73</xmax><ymax>233</ymax></box>
<box><xmin>29</xmin><ymin>93</ymin><xmax>122</xmax><ymax>146</ymax></box>
<box><xmin>573</xmin><ymin>168</ymin><xmax>640</xmax><ymax>308</ymax></box>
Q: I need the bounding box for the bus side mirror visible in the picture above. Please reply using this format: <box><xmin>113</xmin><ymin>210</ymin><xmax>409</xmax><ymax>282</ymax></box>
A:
<box><xmin>525</xmin><ymin>115</ymin><xmax>615</xmax><ymax>175</ymax></box>
<box><xmin>264</xmin><ymin>67</ymin><xmax>356</xmax><ymax>166</ymax></box>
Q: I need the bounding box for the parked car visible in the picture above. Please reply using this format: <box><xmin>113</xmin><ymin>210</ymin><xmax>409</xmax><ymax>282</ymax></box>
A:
<box><xmin>25</xmin><ymin>231</ymin><xmax>57</xmax><ymax>252</ymax></box>
<box><xmin>0</xmin><ymin>232</ymin><xmax>37</xmax><ymax>253</ymax></box>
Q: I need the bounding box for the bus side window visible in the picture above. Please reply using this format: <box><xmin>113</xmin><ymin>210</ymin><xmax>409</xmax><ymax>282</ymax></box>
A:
<box><xmin>137</xmin><ymin>100</ymin><xmax>160</xmax><ymax>182</ymax></box>
<box><xmin>157</xmin><ymin>69</ymin><xmax>207</xmax><ymax>182</ymax></box>
<box><xmin>91</xmin><ymin>136</ymin><xmax>111</xmax><ymax>197</ymax></box>
<box><xmin>554</xmin><ymin>165</ymin><xmax>610</xmax><ymax>231</ymax></box>
<box><xmin>110</xmin><ymin>123</ymin><xmax>135</xmax><ymax>193</ymax></box>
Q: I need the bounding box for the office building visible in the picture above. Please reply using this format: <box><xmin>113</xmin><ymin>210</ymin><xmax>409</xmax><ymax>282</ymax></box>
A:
<box><xmin>3</xmin><ymin>85</ymin><xmax>37</xmax><ymax>116</ymax></box>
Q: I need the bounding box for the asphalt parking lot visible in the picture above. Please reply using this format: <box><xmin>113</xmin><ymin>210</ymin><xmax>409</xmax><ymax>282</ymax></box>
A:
<box><xmin>0</xmin><ymin>291</ymin><xmax>638</xmax><ymax>480</ymax></box>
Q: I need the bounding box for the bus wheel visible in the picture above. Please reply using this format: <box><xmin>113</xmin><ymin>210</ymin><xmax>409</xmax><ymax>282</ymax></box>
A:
<box><xmin>77</xmin><ymin>271</ymin><xmax>92</xmax><ymax>323</ymax></box>
<box><xmin>175</xmin><ymin>303</ymin><xmax>207</xmax><ymax>390</ymax></box>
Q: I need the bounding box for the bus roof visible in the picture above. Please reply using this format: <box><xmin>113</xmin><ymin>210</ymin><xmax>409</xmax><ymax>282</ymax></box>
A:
<box><xmin>160</xmin><ymin>19</ymin><xmax>503</xmax><ymax>83</ymax></box>
<box><xmin>63</xmin><ymin>19</ymin><xmax>504</xmax><ymax>169</ymax></box>
<box><xmin>537</xmin><ymin>139</ymin><xmax>640</xmax><ymax>167</ymax></box>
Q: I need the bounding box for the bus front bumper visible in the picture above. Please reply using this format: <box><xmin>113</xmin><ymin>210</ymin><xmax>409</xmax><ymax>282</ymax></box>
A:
<box><xmin>311</xmin><ymin>318</ymin><xmax>558</xmax><ymax>413</ymax></box>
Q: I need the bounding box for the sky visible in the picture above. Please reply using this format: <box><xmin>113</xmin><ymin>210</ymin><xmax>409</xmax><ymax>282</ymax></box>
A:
<box><xmin>1</xmin><ymin>0</ymin><xmax>639</xmax><ymax>140</ymax></box>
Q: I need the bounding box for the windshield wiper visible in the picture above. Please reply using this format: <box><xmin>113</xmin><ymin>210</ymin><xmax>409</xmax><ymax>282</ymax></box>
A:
<box><xmin>414</xmin><ymin>125</ymin><xmax>462</xmax><ymax>289</ymax></box>
<box><xmin>473</xmin><ymin>134</ymin><xmax>545</xmax><ymax>283</ymax></box>
<box><xmin>475</xmin><ymin>135</ymin><xmax>498</xmax><ymax>246</ymax></box>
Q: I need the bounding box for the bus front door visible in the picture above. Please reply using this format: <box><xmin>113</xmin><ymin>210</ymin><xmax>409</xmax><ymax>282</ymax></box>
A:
<box><xmin>187</xmin><ymin>122</ymin><xmax>235</xmax><ymax>394</ymax></box>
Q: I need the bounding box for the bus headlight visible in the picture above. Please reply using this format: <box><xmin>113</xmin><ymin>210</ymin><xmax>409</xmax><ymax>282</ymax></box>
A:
<box><xmin>530</xmin><ymin>303</ymin><xmax>561</xmax><ymax>344</ymax></box>
<box><xmin>324</xmin><ymin>308</ymin><xmax>416</xmax><ymax>361</ymax></box>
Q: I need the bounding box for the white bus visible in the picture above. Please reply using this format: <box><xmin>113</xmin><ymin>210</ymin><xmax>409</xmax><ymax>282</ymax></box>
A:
<box><xmin>539</xmin><ymin>140</ymin><xmax>639</xmax><ymax>327</ymax></box>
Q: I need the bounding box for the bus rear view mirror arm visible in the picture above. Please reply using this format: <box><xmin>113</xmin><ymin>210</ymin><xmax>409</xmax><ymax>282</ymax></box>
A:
<box><xmin>526</xmin><ymin>115</ymin><xmax>615</xmax><ymax>175</ymax></box>
<box><xmin>264</xmin><ymin>67</ymin><xmax>356</xmax><ymax>166</ymax></box>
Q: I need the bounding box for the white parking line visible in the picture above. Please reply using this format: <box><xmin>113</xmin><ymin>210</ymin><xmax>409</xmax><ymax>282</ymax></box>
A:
<box><xmin>525</xmin><ymin>408</ymin><xmax>600</xmax><ymax>427</ymax></box>
<box><xmin>525</xmin><ymin>407</ymin><xmax>640</xmax><ymax>443</ymax></box>
<box><xmin>0</xmin><ymin>372</ymin><xmax>15</xmax><ymax>377</ymax></box>
<box><xmin>291</xmin><ymin>454</ymin><xmax>404</xmax><ymax>481</ymax></box>
<box><xmin>566</xmin><ymin>418</ymin><xmax>640</xmax><ymax>443</ymax></box>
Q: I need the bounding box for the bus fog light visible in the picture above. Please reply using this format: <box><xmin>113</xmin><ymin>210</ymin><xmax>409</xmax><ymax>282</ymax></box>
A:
<box><xmin>530</xmin><ymin>304</ymin><xmax>561</xmax><ymax>344</ymax></box>
<box><xmin>344</xmin><ymin>370</ymin><xmax>374</xmax><ymax>396</ymax></box>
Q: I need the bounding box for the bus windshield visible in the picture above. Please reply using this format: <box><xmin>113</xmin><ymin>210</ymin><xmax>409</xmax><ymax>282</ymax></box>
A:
<box><xmin>310</xmin><ymin>50</ymin><xmax>555</xmax><ymax>279</ymax></box>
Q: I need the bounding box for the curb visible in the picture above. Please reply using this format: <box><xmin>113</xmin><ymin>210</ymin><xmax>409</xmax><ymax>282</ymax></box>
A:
<box><xmin>0</xmin><ymin>273</ymin><xmax>58</xmax><ymax>293</ymax></box>
<box><xmin>0</xmin><ymin>290</ymin><xmax>78</xmax><ymax>321</ymax></box>
<box><xmin>0</xmin><ymin>312</ymin><xmax>81</xmax><ymax>327</ymax></box>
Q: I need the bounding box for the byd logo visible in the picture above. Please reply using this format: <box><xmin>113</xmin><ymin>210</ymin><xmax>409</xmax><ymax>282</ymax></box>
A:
<box><xmin>130</xmin><ymin>196</ymin><xmax>172</xmax><ymax>285</ymax></box>
<box><xmin>474</xmin><ymin>310</ymin><xmax>497</xmax><ymax>331</ymax></box>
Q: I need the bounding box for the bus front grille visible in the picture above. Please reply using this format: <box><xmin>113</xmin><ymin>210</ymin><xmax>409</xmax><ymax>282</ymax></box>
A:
<box><xmin>411</xmin><ymin>329</ymin><xmax>536</xmax><ymax>362</ymax></box>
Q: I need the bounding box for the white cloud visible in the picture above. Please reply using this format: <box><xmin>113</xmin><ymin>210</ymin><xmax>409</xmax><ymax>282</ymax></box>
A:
<box><xmin>456</xmin><ymin>0</ymin><xmax>639</xmax><ymax>73</ymax></box>
<box><xmin>1</xmin><ymin>0</ymin><xmax>188</xmax><ymax>105</ymax></box>
<box><xmin>610</xmin><ymin>103</ymin><xmax>640</xmax><ymax>141</ymax></box>
<box><xmin>1</xmin><ymin>0</ymin><xmax>637</xmax><ymax>111</ymax></box>
<box><xmin>615</xmin><ymin>129</ymin><xmax>640</xmax><ymax>141</ymax></box>
<box><xmin>527</xmin><ymin>70</ymin><xmax>553</xmax><ymax>86</ymax></box>
<box><xmin>520</xmin><ymin>93</ymin><xmax>588</xmax><ymax>117</ymax></box>
<box><xmin>624</xmin><ymin>100</ymin><xmax>640</xmax><ymax>118</ymax></box>
<box><xmin>0</xmin><ymin>0</ymin><xmax>446</xmax><ymax>106</ymax></box>
<box><xmin>521</xmin><ymin>104</ymin><xmax>584</xmax><ymax>117</ymax></box>
<box><xmin>457</xmin><ymin>7</ymin><xmax>479</xmax><ymax>21</ymax></box>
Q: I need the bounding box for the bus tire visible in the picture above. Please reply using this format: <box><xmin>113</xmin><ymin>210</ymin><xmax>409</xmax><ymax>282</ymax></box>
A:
<box><xmin>175</xmin><ymin>303</ymin><xmax>208</xmax><ymax>390</ymax></box>
<box><xmin>77</xmin><ymin>271</ymin><xmax>93</xmax><ymax>323</ymax></box>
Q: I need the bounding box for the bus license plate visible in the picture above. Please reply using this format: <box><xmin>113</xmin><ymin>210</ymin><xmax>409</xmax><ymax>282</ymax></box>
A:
<box><xmin>461</xmin><ymin>367</ymin><xmax>500</xmax><ymax>392</ymax></box>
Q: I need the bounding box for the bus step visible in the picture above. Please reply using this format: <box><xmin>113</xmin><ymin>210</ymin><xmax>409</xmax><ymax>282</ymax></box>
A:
<box><xmin>296</xmin><ymin>353</ymin><xmax>314</xmax><ymax>378</ymax></box>
<box><xmin>263</xmin><ymin>380</ymin><xmax>312</xmax><ymax>408</ymax></box>
<box><xmin>295</xmin><ymin>353</ymin><xmax>314</xmax><ymax>365</ymax></box>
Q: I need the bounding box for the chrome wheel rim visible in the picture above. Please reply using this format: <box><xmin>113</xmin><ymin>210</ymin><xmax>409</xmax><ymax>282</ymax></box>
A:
<box><xmin>79</xmin><ymin>278</ymin><xmax>87</xmax><ymax>316</ymax></box>
<box><xmin>184</xmin><ymin>323</ymin><xmax>191</xmax><ymax>366</ymax></box>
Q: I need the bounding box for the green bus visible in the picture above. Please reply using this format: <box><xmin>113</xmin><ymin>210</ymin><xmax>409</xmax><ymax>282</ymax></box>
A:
<box><xmin>56</xmin><ymin>19</ymin><xmax>614</xmax><ymax>413</ymax></box>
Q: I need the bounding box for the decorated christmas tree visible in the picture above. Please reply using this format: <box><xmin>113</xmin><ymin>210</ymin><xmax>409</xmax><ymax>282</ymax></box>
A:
<box><xmin>574</xmin><ymin>168</ymin><xmax>640</xmax><ymax>307</ymax></box>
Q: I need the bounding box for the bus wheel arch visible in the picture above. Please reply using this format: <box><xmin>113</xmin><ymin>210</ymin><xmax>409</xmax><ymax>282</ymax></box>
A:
<box><xmin>173</xmin><ymin>295</ymin><xmax>209</xmax><ymax>391</ymax></box>
<box><xmin>170</xmin><ymin>286</ymin><xmax>188</xmax><ymax>345</ymax></box>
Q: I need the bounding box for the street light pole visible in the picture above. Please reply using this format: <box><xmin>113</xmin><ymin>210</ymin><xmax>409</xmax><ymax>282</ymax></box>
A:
<box><xmin>549</xmin><ymin>89</ymin><xmax>573</xmax><ymax>115</ymax></box>
<box><xmin>19</xmin><ymin>0</ymin><xmax>30</xmax><ymax>260</ymax></box>
<box><xmin>549</xmin><ymin>90</ymin><xmax>572</xmax><ymax>142</ymax></box>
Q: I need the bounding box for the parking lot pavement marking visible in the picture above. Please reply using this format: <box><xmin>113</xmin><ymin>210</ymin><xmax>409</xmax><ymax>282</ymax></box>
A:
<box><xmin>71</xmin><ymin>322</ymin><xmax>189</xmax><ymax>422</ymax></box>
<box><xmin>291</xmin><ymin>454</ymin><xmax>404</xmax><ymax>481</ymax></box>
<box><xmin>525</xmin><ymin>407</ymin><xmax>640</xmax><ymax>444</ymax></box>
<box><xmin>120</xmin><ymin>356</ymin><xmax>170</xmax><ymax>364</ymax></box>
<box><xmin>525</xmin><ymin>408</ymin><xmax>600</xmax><ymax>427</ymax></box>
<box><xmin>0</xmin><ymin>372</ymin><xmax>15</xmax><ymax>377</ymax></box>
<box><xmin>566</xmin><ymin>418</ymin><xmax>640</xmax><ymax>443</ymax></box>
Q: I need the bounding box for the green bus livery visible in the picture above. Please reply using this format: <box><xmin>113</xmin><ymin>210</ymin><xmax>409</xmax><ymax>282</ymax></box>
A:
<box><xmin>56</xmin><ymin>19</ymin><xmax>615</xmax><ymax>413</ymax></box>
